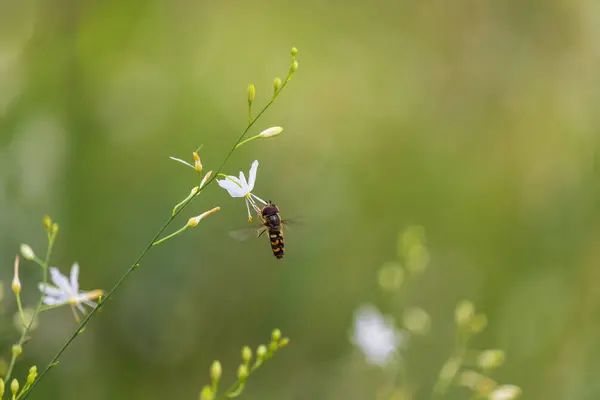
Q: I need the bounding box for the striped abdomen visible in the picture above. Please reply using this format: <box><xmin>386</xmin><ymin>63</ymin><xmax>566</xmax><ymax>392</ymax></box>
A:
<box><xmin>269</xmin><ymin>229</ymin><xmax>285</xmax><ymax>259</ymax></box>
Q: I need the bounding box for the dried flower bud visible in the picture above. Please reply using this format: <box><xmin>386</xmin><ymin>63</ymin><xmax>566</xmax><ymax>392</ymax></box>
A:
<box><xmin>200</xmin><ymin>171</ymin><xmax>213</xmax><ymax>188</ymax></box>
<box><xmin>20</xmin><ymin>244</ymin><xmax>35</xmax><ymax>261</ymax></box>
<box><xmin>193</xmin><ymin>152</ymin><xmax>202</xmax><ymax>173</ymax></box>
<box><xmin>12</xmin><ymin>256</ymin><xmax>21</xmax><ymax>294</ymax></box>
<box><xmin>187</xmin><ymin>207</ymin><xmax>220</xmax><ymax>227</ymax></box>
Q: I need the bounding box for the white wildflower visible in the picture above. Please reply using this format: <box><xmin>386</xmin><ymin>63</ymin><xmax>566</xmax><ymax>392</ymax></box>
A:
<box><xmin>217</xmin><ymin>160</ymin><xmax>267</xmax><ymax>222</ymax></box>
<box><xmin>38</xmin><ymin>263</ymin><xmax>103</xmax><ymax>318</ymax></box>
<box><xmin>350</xmin><ymin>304</ymin><xmax>406</xmax><ymax>366</ymax></box>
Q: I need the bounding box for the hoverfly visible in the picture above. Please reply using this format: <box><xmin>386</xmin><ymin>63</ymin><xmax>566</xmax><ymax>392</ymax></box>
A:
<box><xmin>230</xmin><ymin>201</ymin><xmax>291</xmax><ymax>259</ymax></box>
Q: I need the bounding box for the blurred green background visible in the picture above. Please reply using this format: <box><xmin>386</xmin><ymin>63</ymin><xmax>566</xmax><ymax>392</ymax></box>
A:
<box><xmin>2</xmin><ymin>0</ymin><xmax>600</xmax><ymax>399</ymax></box>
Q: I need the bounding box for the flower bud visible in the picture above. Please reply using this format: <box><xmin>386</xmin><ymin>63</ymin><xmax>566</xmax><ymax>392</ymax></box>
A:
<box><xmin>256</xmin><ymin>345</ymin><xmax>268</xmax><ymax>359</ymax></box>
<box><xmin>193</xmin><ymin>152</ymin><xmax>202</xmax><ymax>173</ymax></box>
<box><xmin>258</xmin><ymin>127</ymin><xmax>283</xmax><ymax>139</ymax></box>
<box><xmin>12</xmin><ymin>256</ymin><xmax>21</xmax><ymax>294</ymax></box>
<box><xmin>210</xmin><ymin>360</ymin><xmax>222</xmax><ymax>381</ymax></box>
<box><xmin>27</xmin><ymin>365</ymin><xmax>37</xmax><ymax>385</ymax></box>
<box><xmin>455</xmin><ymin>300</ymin><xmax>475</xmax><ymax>327</ymax></box>
<box><xmin>477</xmin><ymin>349</ymin><xmax>505</xmax><ymax>370</ymax></box>
<box><xmin>242</xmin><ymin>346</ymin><xmax>252</xmax><ymax>364</ymax></box>
<box><xmin>248</xmin><ymin>84</ymin><xmax>255</xmax><ymax>104</ymax></box>
<box><xmin>291</xmin><ymin>60</ymin><xmax>298</xmax><ymax>73</ymax></box>
<box><xmin>271</xmin><ymin>329</ymin><xmax>282</xmax><ymax>342</ymax></box>
<box><xmin>278</xmin><ymin>337</ymin><xmax>290</xmax><ymax>348</ymax></box>
<box><xmin>12</xmin><ymin>344</ymin><xmax>22</xmax><ymax>358</ymax></box>
<box><xmin>200</xmin><ymin>386</ymin><xmax>213</xmax><ymax>400</ymax></box>
<box><xmin>488</xmin><ymin>385</ymin><xmax>522</xmax><ymax>400</ymax></box>
<box><xmin>43</xmin><ymin>216</ymin><xmax>52</xmax><ymax>232</ymax></box>
<box><xmin>291</xmin><ymin>47</ymin><xmax>298</xmax><ymax>56</ymax></box>
<box><xmin>438</xmin><ymin>357</ymin><xmax>461</xmax><ymax>382</ymax></box>
<box><xmin>378</xmin><ymin>262</ymin><xmax>404</xmax><ymax>292</ymax></box>
<box><xmin>200</xmin><ymin>171</ymin><xmax>213</xmax><ymax>188</ymax></box>
<box><xmin>0</xmin><ymin>379</ymin><xmax>4</xmax><ymax>397</ymax></box>
<box><xmin>20</xmin><ymin>244</ymin><xmax>35</xmax><ymax>261</ymax></box>
<box><xmin>403</xmin><ymin>307</ymin><xmax>431</xmax><ymax>335</ymax></box>
<box><xmin>188</xmin><ymin>207</ymin><xmax>220</xmax><ymax>227</ymax></box>
<box><xmin>237</xmin><ymin>364</ymin><xmax>249</xmax><ymax>381</ymax></box>
<box><xmin>470</xmin><ymin>314</ymin><xmax>488</xmax><ymax>333</ymax></box>
<box><xmin>52</xmin><ymin>223</ymin><xmax>59</xmax><ymax>234</ymax></box>
<box><xmin>273</xmin><ymin>77</ymin><xmax>282</xmax><ymax>95</ymax></box>
<box><xmin>10</xmin><ymin>378</ymin><xmax>18</xmax><ymax>395</ymax></box>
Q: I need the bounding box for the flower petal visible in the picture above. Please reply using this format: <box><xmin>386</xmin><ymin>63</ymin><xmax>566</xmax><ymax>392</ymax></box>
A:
<box><xmin>50</xmin><ymin>267</ymin><xmax>73</xmax><ymax>296</ymax></box>
<box><xmin>70</xmin><ymin>263</ymin><xmax>80</xmax><ymax>293</ymax></box>
<box><xmin>39</xmin><ymin>283</ymin><xmax>63</xmax><ymax>297</ymax></box>
<box><xmin>217</xmin><ymin>179</ymin><xmax>247</xmax><ymax>198</ymax></box>
<box><xmin>247</xmin><ymin>160</ymin><xmax>259</xmax><ymax>191</ymax></box>
<box><xmin>239</xmin><ymin>172</ymin><xmax>249</xmax><ymax>191</ymax></box>
<box><xmin>42</xmin><ymin>295</ymin><xmax>67</xmax><ymax>306</ymax></box>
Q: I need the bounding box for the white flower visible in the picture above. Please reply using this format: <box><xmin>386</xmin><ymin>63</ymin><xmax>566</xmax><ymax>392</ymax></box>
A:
<box><xmin>350</xmin><ymin>304</ymin><xmax>406</xmax><ymax>366</ymax></box>
<box><xmin>217</xmin><ymin>160</ymin><xmax>267</xmax><ymax>222</ymax></box>
<box><xmin>39</xmin><ymin>263</ymin><xmax>103</xmax><ymax>317</ymax></box>
<box><xmin>488</xmin><ymin>385</ymin><xmax>521</xmax><ymax>400</ymax></box>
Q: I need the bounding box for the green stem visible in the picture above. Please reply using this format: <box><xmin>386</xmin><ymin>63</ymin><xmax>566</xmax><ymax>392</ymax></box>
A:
<box><xmin>4</xmin><ymin>233</ymin><xmax>56</xmax><ymax>385</ymax></box>
<box><xmin>152</xmin><ymin>225</ymin><xmax>189</xmax><ymax>246</ymax></box>
<box><xmin>15</xmin><ymin>292</ymin><xmax>26</xmax><ymax>328</ymax></box>
<box><xmin>21</xmin><ymin>62</ymin><xmax>296</xmax><ymax>400</ymax></box>
<box><xmin>234</xmin><ymin>135</ymin><xmax>259</xmax><ymax>150</ymax></box>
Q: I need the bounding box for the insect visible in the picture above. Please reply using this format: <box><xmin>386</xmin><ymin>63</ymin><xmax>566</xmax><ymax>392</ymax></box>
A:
<box><xmin>259</xmin><ymin>201</ymin><xmax>285</xmax><ymax>259</ymax></box>
<box><xmin>229</xmin><ymin>201</ymin><xmax>290</xmax><ymax>259</ymax></box>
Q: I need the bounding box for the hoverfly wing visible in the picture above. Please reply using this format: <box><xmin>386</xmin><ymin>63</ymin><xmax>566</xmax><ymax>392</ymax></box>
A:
<box><xmin>228</xmin><ymin>226</ymin><xmax>268</xmax><ymax>242</ymax></box>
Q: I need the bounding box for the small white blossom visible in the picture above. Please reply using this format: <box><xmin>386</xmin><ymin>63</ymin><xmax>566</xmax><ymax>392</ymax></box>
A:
<box><xmin>350</xmin><ymin>304</ymin><xmax>406</xmax><ymax>366</ymax></box>
<box><xmin>488</xmin><ymin>385</ymin><xmax>521</xmax><ymax>400</ymax></box>
<box><xmin>39</xmin><ymin>263</ymin><xmax>103</xmax><ymax>317</ymax></box>
<box><xmin>217</xmin><ymin>160</ymin><xmax>267</xmax><ymax>222</ymax></box>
